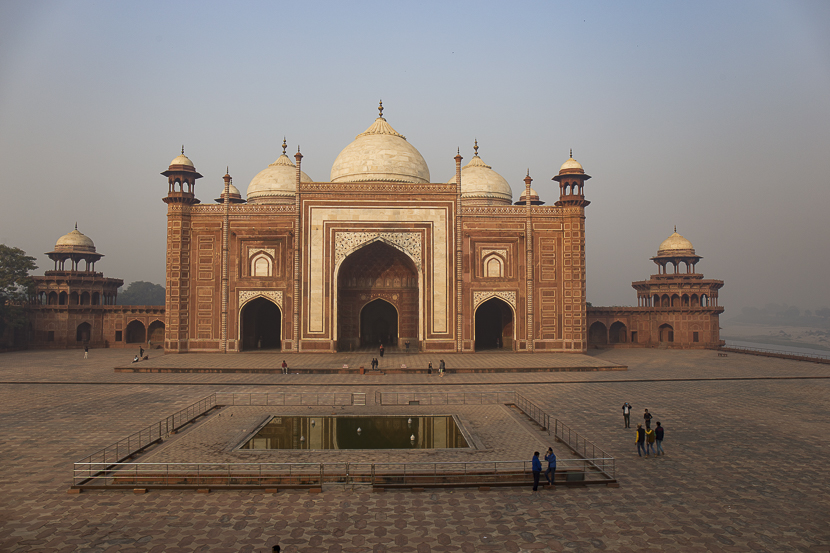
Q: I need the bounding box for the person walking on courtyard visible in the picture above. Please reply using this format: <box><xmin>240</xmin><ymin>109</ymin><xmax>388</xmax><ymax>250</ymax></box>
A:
<box><xmin>636</xmin><ymin>424</ymin><xmax>646</xmax><ymax>457</ymax></box>
<box><xmin>372</xmin><ymin>357</ymin><xmax>378</xmax><ymax>370</ymax></box>
<box><xmin>643</xmin><ymin>409</ymin><xmax>653</xmax><ymax>430</ymax></box>
<box><xmin>622</xmin><ymin>402</ymin><xmax>632</xmax><ymax>428</ymax></box>
<box><xmin>655</xmin><ymin>421</ymin><xmax>665</xmax><ymax>455</ymax></box>
<box><xmin>83</xmin><ymin>345</ymin><xmax>89</xmax><ymax>359</ymax></box>
<box><xmin>544</xmin><ymin>447</ymin><xmax>557</xmax><ymax>486</ymax></box>
<box><xmin>531</xmin><ymin>451</ymin><xmax>542</xmax><ymax>491</ymax></box>
<box><xmin>139</xmin><ymin>346</ymin><xmax>144</xmax><ymax>359</ymax></box>
<box><xmin>428</xmin><ymin>361</ymin><xmax>433</xmax><ymax>375</ymax></box>
<box><xmin>645</xmin><ymin>426</ymin><xmax>656</xmax><ymax>457</ymax></box>
<box><xmin>405</xmin><ymin>340</ymin><xmax>410</xmax><ymax>352</ymax></box>
<box><xmin>281</xmin><ymin>360</ymin><xmax>288</xmax><ymax>374</ymax></box>
<box><xmin>379</xmin><ymin>343</ymin><xmax>384</xmax><ymax>358</ymax></box>
<box><xmin>439</xmin><ymin>359</ymin><xmax>445</xmax><ymax>377</ymax></box>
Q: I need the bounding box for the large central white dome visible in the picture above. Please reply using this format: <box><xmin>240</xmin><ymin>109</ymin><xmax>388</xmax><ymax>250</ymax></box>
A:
<box><xmin>330</xmin><ymin>106</ymin><xmax>430</xmax><ymax>184</ymax></box>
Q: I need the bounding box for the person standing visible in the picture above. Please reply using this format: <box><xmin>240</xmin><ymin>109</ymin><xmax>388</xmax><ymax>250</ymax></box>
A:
<box><xmin>643</xmin><ymin>409</ymin><xmax>653</xmax><ymax>430</ymax></box>
<box><xmin>428</xmin><ymin>361</ymin><xmax>433</xmax><ymax>375</ymax></box>
<box><xmin>544</xmin><ymin>447</ymin><xmax>557</xmax><ymax>486</ymax></box>
<box><xmin>379</xmin><ymin>344</ymin><xmax>384</xmax><ymax>358</ymax></box>
<box><xmin>139</xmin><ymin>346</ymin><xmax>144</xmax><ymax>359</ymax></box>
<box><xmin>531</xmin><ymin>451</ymin><xmax>542</xmax><ymax>491</ymax></box>
<box><xmin>636</xmin><ymin>424</ymin><xmax>646</xmax><ymax>457</ymax></box>
<box><xmin>645</xmin><ymin>426</ymin><xmax>656</xmax><ymax>457</ymax></box>
<box><xmin>622</xmin><ymin>402</ymin><xmax>632</xmax><ymax>428</ymax></box>
<box><xmin>405</xmin><ymin>340</ymin><xmax>410</xmax><ymax>352</ymax></box>
<box><xmin>655</xmin><ymin>421</ymin><xmax>665</xmax><ymax>456</ymax></box>
<box><xmin>281</xmin><ymin>360</ymin><xmax>288</xmax><ymax>374</ymax></box>
<box><xmin>84</xmin><ymin>344</ymin><xmax>89</xmax><ymax>359</ymax></box>
<box><xmin>439</xmin><ymin>359</ymin><xmax>445</xmax><ymax>377</ymax></box>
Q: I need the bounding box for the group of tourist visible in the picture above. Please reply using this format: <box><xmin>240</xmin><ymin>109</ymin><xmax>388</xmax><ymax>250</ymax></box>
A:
<box><xmin>626</xmin><ymin>403</ymin><xmax>666</xmax><ymax>457</ymax></box>
<box><xmin>530</xmin><ymin>448</ymin><xmax>557</xmax><ymax>491</ymax></box>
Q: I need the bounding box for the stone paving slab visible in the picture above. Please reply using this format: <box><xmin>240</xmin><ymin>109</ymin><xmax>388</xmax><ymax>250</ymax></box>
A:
<box><xmin>0</xmin><ymin>349</ymin><xmax>828</xmax><ymax>551</ymax></box>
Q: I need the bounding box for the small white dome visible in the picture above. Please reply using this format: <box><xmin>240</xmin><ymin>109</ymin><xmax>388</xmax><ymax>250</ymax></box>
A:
<box><xmin>330</xmin><ymin>109</ymin><xmax>430</xmax><ymax>184</ymax></box>
<box><xmin>55</xmin><ymin>227</ymin><xmax>95</xmax><ymax>252</ymax></box>
<box><xmin>247</xmin><ymin>153</ymin><xmax>313</xmax><ymax>202</ymax></box>
<box><xmin>657</xmin><ymin>230</ymin><xmax>696</xmax><ymax>256</ymax></box>
<box><xmin>447</xmin><ymin>153</ymin><xmax>512</xmax><ymax>204</ymax></box>
<box><xmin>169</xmin><ymin>153</ymin><xmax>195</xmax><ymax>168</ymax></box>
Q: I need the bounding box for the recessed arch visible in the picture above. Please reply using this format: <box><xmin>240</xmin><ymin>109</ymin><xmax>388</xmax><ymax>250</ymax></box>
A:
<box><xmin>659</xmin><ymin>323</ymin><xmax>674</xmax><ymax>343</ymax></box>
<box><xmin>126</xmin><ymin>320</ymin><xmax>146</xmax><ymax>343</ymax></box>
<box><xmin>609</xmin><ymin>321</ymin><xmax>628</xmax><ymax>344</ymax></box>
<box><xmin>359</xmin><ymin>298</ymin><xmax>399</xmax><ymax>348</ymax></box>
<box><xmin>336</xmin><ymin>241</ymin><xmax>418</xmax><ymax>351</ymax></box>
<box><xmin>482</xmin><ymin>254</ymin><xmax>505</xmax><ymax>278</ymax></box>
<box><xmin>250</xmin><ymin>252</ymin><xmax>273</xmax><ymax>277</ymax></box>
<box><xmin>76</xmin><ymin>322</ymin><xmax>91</xmax><ymax>343</ymax></box>
<box><xmin>148</xmin><ymin>320</ymin><xmax>165</xmax><ymax>344</ymax></box>
<box><xmin>239</xmin><ymin>297</ymin><xmax>282</xmax><ymax>351</ymax></box>
<box><xmin>588</xmin><ymin>321</ymin><xmax>608</xmax><ymax>345</ymax></box>
<box><xmin>474</xmin><ymin>297</ymin><xmax>514</xmax><ymax>351</ymax></box>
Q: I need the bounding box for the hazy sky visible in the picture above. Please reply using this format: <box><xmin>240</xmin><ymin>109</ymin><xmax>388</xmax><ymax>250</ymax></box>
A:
<box><xmin>1</xmin><ymin>1</ymin><xmax>828</xmax><ymax>315</ymax></box>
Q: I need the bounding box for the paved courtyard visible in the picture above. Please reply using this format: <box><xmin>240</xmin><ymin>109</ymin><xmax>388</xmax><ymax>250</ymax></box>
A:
<box><xmin>0</xmin><ymin>348</ymin><xmax>828</xmax><ymax>552</ymax></box>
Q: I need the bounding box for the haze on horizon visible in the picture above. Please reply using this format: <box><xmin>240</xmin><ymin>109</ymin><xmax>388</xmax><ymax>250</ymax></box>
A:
<box><xmin>1</xmin><ymin>1</ymin><xmax>828</xmax><ymax>316</ymax></box>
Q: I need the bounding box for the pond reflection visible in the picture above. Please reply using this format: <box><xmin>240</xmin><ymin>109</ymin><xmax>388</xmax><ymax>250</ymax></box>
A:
<box><xmin>241</xmin><ymin>416</ymin><xmax>468</xmax><ymax>450</ymax></box>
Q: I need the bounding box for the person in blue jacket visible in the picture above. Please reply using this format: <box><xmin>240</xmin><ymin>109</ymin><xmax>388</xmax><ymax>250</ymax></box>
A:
<box><xmin>531</xmin><ymin>451</ymin><xmax>542</xmax><ymax>491</ymax></box>
<box><xmin>544</xmin><ymin>447</ymin><xmax>557</xmax><ymax>486</ymax></box>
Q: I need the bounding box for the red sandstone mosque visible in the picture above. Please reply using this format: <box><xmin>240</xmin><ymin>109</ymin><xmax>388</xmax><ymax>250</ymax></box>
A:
<box><xmin>17</xmin><ymin>103</ymin><xmax>723</xmax><ymax>352</ymax></box>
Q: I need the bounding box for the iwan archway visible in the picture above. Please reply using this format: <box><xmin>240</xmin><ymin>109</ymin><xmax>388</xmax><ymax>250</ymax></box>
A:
<box><xmin>336</xmin><ymin>241</ymin><xmax>419</xmax><ymax>351</ymax></box>
<box><xmin>240</xmin><ymin>297</ymin><xmax>282</xmax><ymax>351</ymax></box>
<box><xmin>474</xmin><ymin>298</ymin><xmax>514</xmax><ymax>351</ymax></box>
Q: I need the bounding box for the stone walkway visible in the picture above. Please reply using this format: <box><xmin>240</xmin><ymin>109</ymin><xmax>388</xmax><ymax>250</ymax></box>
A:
<box><xmin>0</xmin><ymin>348</ymin><xmax>828</xmax><ymax>551</ymax></box>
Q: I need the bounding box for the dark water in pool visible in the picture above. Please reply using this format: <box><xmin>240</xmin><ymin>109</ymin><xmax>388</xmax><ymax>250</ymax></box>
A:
<box><xmin>240</xmin><ymin>415</ymin><xmax>468</xmax><ymax>450</ymax></box>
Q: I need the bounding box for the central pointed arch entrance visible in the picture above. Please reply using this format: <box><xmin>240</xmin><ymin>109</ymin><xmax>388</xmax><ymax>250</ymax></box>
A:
<box><xmin>337</xmin><ymin>241</ymin><xmax>419</xmax><ymax>351</ymax></box>
<box><xmin>240</xmin><ymin>297</ymin><xmax>282</xmax><ymax>351</ymax></box>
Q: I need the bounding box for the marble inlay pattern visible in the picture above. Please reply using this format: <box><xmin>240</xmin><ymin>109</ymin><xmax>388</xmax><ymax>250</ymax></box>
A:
<box><xmin>473</xmin><ymin>290</ymin><xmax>516</xmax><ymax>310</ymax></box>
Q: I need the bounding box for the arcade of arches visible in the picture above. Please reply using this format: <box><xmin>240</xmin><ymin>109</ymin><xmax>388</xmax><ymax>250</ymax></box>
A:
<box><xmin>240</xmin><ymin>298</ymin><xmax>282</xmax><ymax>351</ymax></box>
<box><xmin>337</xmin><ymin>242</ymin><xmax>418</xmax><ymax>350</ymax></box>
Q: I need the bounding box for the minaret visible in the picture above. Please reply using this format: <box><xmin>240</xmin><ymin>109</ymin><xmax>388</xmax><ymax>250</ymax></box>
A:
<box><xmin>553</xmin><ymin>151</ymin><xmax>590</xmax><ymax>351</ymax></box>
<box><xmin>524</xmin><ymin>171</ymin><xmax>534</xmax><ymax>352</ymax></box>
<box><xmin>454</xmin><ymin>148</ymin><xmax>463</xmax><ymax>352</ymax></box>
<box><xmin>162</xmin><ymin>147</ymin><xmax>202</xmax><ymax>352</ymax></box>
<box><xmin>553</xmin><ymin>149</ymin><xmax>590</xmax><ymax>208</ymax></box>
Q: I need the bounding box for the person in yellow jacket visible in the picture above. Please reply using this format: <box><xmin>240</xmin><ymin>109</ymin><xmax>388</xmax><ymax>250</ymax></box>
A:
<box><xmin>645</xmin><ymin>426</ymin><xmax>657</xmax><ymax>457</ymax></box>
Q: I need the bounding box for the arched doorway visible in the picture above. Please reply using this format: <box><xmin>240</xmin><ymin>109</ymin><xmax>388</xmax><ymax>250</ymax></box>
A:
<box><xmin>240</xmin><ymin>297</ymin><xmax>281</xmax><ymax>351</ymax></box>
<box><xmin>76</xmin><ymin>322</ymin><xmax>91</xmax><ymax>342</ymax></box>
<box><xmin>659</xmin><ymin>323</ymin><xmax>674</xmax><ymax>343</ymax></box>
<box><xmin>360</xmin><ymin>299</ymin><xmax>398</xmax><ymax>347</ymax></box>
<box><xmin>588</xmin><ymin>321</ymin><xmax>608</xmax><ymax>345</ymax></box>
<box><xmin>609</xmin><ymin>321</ymin><xmax>628</xmax><ymax>344</ymax></box>
<box><xmin>148</xmin><ymin>320</ymin><xmax>165</xmax><ymax>344</ymax></box>
<box><xmin>474</xmin><ymin>298</ymin><xmax>513</xmax><ymax>351</ymax></box>
<box><xmin>337</xmin><ymin>241</ymin><xmax>418</xmax><ymax>351</ymax></box>
<box><xmin>126</xmin><ymin>320</ymin><xmax>146</xmax><ymax>343</ymax></box>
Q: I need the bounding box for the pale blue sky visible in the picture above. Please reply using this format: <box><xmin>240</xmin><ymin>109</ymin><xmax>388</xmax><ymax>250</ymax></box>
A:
<box><xmin>1</xmin><ymin>1</ymin><xmax>828</xmax><ymax>313</ymax></box>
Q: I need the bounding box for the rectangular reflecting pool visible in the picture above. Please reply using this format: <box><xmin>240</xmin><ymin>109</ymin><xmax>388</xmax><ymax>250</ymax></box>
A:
<box><xmin>240</xmin><ymin>415</ymin><xmax>469</xmax><ymax>450</ymax></box>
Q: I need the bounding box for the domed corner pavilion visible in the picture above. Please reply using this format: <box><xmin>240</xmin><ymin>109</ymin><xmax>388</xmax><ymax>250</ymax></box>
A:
<box><xmin>587</xmin><ymin>228</ymin><xmax>725</xmax><ymax>349</ymax></box>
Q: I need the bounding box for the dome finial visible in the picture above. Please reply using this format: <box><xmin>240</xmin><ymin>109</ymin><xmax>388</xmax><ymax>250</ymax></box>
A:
<box><xmin>282</xmin><ymin>137</ymin><xmax>287</xmax><ymax>155</ymax></box>
<box><xmin>474</xmin><ymin>139</ymin><xmax>479</xmax><ymax>157</ymax></box>
<box><xmin>674</xmin><ymin>225</ymin><xmax>677</xmax><ymax>233</ymax></box>
<box><xmin>75</xmin><ymin>222</ymin><xmax>78</xmax><ymax>230</ymax></box>
<box><xmin>569</xmin><ymin>148</ymin><xmax>573</xmax><ymax>158</ymax></box>
<box><xmin>182</xmin><ymin>145</ymin><xmax>185</xmax><ymax>155</ymax></box>
<box><xmin>527</xmin><ymin>168</ymin><xmax>530</xmax><ymax>177</ymax></box>
<box><xmin>378</xmin><ymin>99</ymin><xmax>383</xmax><ymax>118</ymax></box>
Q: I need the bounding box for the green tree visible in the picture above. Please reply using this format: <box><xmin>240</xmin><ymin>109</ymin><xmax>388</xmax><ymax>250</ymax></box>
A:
<box><xmin>117</xmin><ymin>281</ymin><xmax>166</xmax><ymax>305</ymax></box>
<box><xmin>0</xmin><ymin>244</ymin><xmax>38</xmax><ymax>336</ymax></box>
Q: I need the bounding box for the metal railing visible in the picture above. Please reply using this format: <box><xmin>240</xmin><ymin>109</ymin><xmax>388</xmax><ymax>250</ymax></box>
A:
<box><xmin>375</xmin><ymin>391</ymin><xmax>516</xmax><ymax>406</ymax></box>
<box><xmin>73</xmin><ymin>458</ymin><xmax>615</xmax><ymax>489</ymax></box>
<box><xmin>214</xmin><ymin>392</ymin><xmax>359</xmax><ymax>406</ymax></box>
<box><xmin>72</xmin><ymin>390</ymin><xmax>616</xmax><ymax>489</ymax></box>
<box><xmin>717</xmin><ymin>345</ymin><xmax>830</xmax><ymax>364</ymax></box>
<box><xmin>511</xmin><ymin>392</ymin><xmax>613</xmax><ymax>478</ymax></box>
<box><xmin>74</xmin><ymin>394</ymin><xmax>220</xmax><ymax>485</ymax></box>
